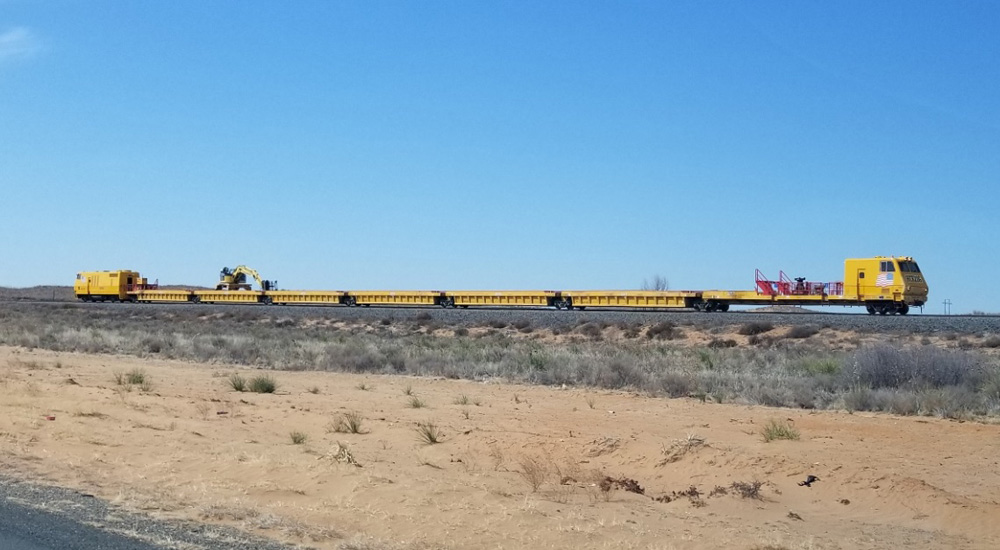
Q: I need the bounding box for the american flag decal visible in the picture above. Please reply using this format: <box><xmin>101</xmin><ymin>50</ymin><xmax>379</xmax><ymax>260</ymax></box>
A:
<box><xmin>876</xmin><ymin>272</ymin><xmax>894</xmax><ymax>287</ymax></box>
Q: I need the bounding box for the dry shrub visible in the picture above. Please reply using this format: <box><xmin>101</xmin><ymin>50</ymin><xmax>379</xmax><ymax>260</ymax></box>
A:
<box><xmin>328</xmin><ymin>411</ymin><xmax>366</xmax><ymax>434</ymax></box>
<box><xmin>599</xmin><ymin>476</ymin><xmax>644</xmax><ymax>495</ymax></box>
<box><xmin>785</xmin><ymin>325</ymin><xmax>819</xmax><ymax>339</ymax></box>
<box><xmin>654</xmin><ymin>371</ymin><xmax>695</xmax><ymax>397</ymax></box>
<box><xmin>593</xmin><ymin>360</ymin><xmax>644</xmax><ymax>389</ymax></box>
<box><xmin>730</xmin><ymin>480</ymin><xmax>764</xmax><ymax>499</ymax></box>
<box><xmin>708</xmin><ymin>338</ymin><xmax>737</xmax><ymax>349</ymax></box>
<box><xmin>646</xmin><ymin>321</ymin><xmax>678</xmax><ymax>340</ymax></box>
<box><xmin>658</xmin><ymin>433</ymin><xmax>707</xmax><ymax>464</ymax></box>
<box><xmin>845</xmin><ymin>345</ymin><xmax>983</xmax><ymax>389</ymax></box>
<box><xmin>575</xmin><ymin>323</ymin><xmax>603</xmax><ymax>339</ymax></box>
<box><xmin>738</xmin><ymin>322</ymin><xmax>774</xmax><ymax>336</ymax></box>
<box><xmin>980</xmin><ymin>335</ymin><xmax>1000</xmax><ymax>348</ymax></box>
<box><xmin>517</xmin><ymin>455</ymin><xmax>549</xmax><ymax>492</ymax></box>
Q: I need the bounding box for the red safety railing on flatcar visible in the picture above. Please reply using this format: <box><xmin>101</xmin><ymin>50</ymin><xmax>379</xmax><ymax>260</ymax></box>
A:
<box><xmin>756</xmin><ymin>269</ymin><xmax>842</xmax><ymax>297</ymax></box>
<box><xmin>127</xmin><ymin>280</ymin><xmax>159</xmax><ymax>292</ymax></box>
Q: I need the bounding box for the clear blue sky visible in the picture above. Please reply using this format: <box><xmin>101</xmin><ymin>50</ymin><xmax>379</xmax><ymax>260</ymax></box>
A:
<box><xmin>2</xmin><ymin>1</ymin><xmax>997</xmax><ymax>313</ymax></box>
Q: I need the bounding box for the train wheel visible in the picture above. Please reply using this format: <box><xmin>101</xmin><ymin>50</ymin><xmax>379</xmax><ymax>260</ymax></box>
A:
<box><xmin>719</xmin><ymin>303</ymin><xmax>730</xmax><ymax>312</ymax></box>
<box><xmin>866</xmin><ymin>304</ymin><xmax>876</xmax><ymax>315</ymax></box>
<box><xmin>898</xmin><ymin>304</ymin><xmax>909</xmax><ymax>315</ymax></box>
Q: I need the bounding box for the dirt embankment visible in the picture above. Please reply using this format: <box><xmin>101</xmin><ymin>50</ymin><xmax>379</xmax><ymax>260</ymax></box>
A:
<box><xmin>2</xmin><ymin>345</ymin><xmax>999</xmax><ymax>550</ymax></box>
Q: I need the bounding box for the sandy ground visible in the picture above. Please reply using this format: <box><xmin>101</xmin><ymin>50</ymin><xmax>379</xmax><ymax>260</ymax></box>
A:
<box><xmin>1</xmin><ymin>345</ymin><xmax>999</xmax><ymax>550</ymax></box>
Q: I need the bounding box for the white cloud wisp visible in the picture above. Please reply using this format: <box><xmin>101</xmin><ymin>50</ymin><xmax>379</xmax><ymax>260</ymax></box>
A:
<box><xmin>0</xmin><ymin>27</ymin><xmax>41</xmax><ymax>61</ymax></box>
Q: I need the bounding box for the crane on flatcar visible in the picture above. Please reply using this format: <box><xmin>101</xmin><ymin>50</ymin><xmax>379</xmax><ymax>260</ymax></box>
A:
<box><xmin>217</xmin><ymin>266</ymin><xmax>276</xmax><ymax>291</ymax></box>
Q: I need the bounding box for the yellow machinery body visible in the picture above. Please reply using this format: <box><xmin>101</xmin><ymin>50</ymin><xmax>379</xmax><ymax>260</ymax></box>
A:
<box><xmin>841</xmin><ymin>256</ymin><xmax>928</xmax><ymax>305</ymax></box>
<box><xmin>74</xmin><ymin>270</ymin><xmax>144</xmax><ymax>301</ymax></box>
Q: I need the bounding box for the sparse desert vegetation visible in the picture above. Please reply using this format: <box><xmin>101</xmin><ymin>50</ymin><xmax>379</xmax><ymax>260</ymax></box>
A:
<box><xmin>1</xmin><ymin>338</ymin><xmax>999</xmax><ymax>550</ymax></box>
<box><xmin>0</xmin><ymin>303</ymin><xmax>998</xmax><ymax>419</ymax></box>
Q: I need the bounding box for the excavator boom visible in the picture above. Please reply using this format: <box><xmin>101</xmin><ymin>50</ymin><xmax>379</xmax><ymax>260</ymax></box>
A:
<box><xmin>217</xmin><ymin>265</ymin><xmax>276</xmax><ymax>291</ymax></box>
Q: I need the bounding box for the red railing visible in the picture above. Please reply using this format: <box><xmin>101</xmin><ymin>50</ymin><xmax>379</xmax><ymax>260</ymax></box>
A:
<box><xmin>127</xmin><ymin>279</ymin><xmax>159</xmax><ymax>292</ymax></box>
<box><xmin>755</xmin><ymin>269</ymin><xmax>842</xmax><ymax>297</ymax></box>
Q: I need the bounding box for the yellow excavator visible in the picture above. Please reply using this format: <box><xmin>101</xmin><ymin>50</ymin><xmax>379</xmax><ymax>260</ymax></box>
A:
<box><xmin>217</xmin><ymin>265</ymin><xmax>277</xmax><ymax>291</ymax></box>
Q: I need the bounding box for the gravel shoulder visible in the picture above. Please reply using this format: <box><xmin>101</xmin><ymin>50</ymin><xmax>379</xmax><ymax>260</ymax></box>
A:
<box><xmin>0</xmin><ymin>476</ymin><xmax>295</xmax><ymax>550</ymax></box>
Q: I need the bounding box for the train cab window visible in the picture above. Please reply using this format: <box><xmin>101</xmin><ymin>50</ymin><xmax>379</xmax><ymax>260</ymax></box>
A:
<box><xmin>879</xmin><ymin>260</ymin><xmax>896</xmax><ymax>272</ymax></box>
<box><xmin>899</xmin><ymin>261</ymin><xmax>921</xmax><ymax>273</ymax></box>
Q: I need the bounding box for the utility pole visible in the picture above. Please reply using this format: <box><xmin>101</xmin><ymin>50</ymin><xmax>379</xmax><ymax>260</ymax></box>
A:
<box><xmin>943</xmin><ymin>299</ymin><xmax>952</xmax><ymax>315</ymax></box>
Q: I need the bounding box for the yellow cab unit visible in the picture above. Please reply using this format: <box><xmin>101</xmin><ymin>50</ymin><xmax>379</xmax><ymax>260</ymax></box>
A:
<box><xmin>74</xmin><ymin>270</ymin><xmax>153</xmax><ymax>302</ymax></box>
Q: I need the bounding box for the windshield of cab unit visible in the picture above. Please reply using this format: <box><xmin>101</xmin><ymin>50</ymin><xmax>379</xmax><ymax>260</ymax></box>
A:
<box><xmin>899</xmin><ymin>261</ymin><xmax>921</xmax><ymax>273</ymax></box>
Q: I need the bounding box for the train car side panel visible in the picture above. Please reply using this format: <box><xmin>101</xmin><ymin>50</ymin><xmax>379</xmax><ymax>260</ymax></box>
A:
<box><xmin>265</xmin><ymin>291</ymin><xmax>344</xmax><ymax>305</ymax></box>
<box><xmin>447</xmin><ymin>291</ymin><xmax>555</xmax><ymax>307</ymax></box>
<box><xmin>194</xmin><ymin>290</ymin><xmax>262</xmax><ymax>303</ymax></box>
<box><xmin>347</xmin><ymin>291</ymin><xmax>442</xmax><ymax>306</ymax></box>
<box><xmin>134</xmin><ymin>290</ymin><xmax>193</xmax><ymax>302</ymax></box>
<box><xmin>562</xmin><ymin>291</ymin><xmax>697</xmax><ymax>309</ymax></box>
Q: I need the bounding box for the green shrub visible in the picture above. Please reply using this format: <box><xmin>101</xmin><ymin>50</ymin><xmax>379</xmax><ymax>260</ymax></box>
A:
<box><xmin>126</xmin><ymin>368</ymin><xmax>147</xmax><ymax>385</ymax></box>
<box><xmin>801</xmin><ymin>358</ymin><xmax>840</xmax><ymax>375</ymax></box>
<box><xmin>249</xmin><ymin>374</ymin><xmax>277</xmax><ymax>393</ymax></box>
<box><xmin>228</xmin><ymin>373</ymin><xmax>247</xmax><ymax>392</ymax></box>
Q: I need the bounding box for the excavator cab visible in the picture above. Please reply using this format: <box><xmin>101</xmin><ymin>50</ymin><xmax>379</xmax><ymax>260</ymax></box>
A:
<box><xmin>217</xmin><ymin>265</ymin><xmax>276</xmax><ymax>291</ymax></box>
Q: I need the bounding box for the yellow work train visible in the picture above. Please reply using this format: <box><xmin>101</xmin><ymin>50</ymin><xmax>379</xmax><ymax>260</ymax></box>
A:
<box><xmin>74</xmin><ymin>256</ymin><xmax>928</xmax><ymax>315</ymax></box>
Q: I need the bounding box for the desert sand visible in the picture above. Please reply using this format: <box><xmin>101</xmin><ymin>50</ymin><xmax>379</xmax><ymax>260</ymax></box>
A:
<box><xmin>1</xmin><ymin>344</ymin><xmax>999</xmax><ymax>549</ymax></box>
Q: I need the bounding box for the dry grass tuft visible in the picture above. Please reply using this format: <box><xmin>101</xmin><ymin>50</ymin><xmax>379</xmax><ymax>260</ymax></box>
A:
<box><xmin>761</xmin><ymin>419</ymin><xmax>799</xmax><ymax>442</ymax></box>
<box><xmin>658</xmin><ymin>433</ymin><xmax>707</xmax><ymax>464</ymax></box>
<box><xmin>407</xmin><ymin>396</ymin><xmax>426</xmax><ymax>409</ymax></box>
<box><xmin>328</xmin><ymin>411</ymin><xmax>366</xmax><ymax>434</ymax></box>
<box><xmin>415</xmin><ymin>422</ymin><xmax>442</xmax><ymax>444</ymax></box>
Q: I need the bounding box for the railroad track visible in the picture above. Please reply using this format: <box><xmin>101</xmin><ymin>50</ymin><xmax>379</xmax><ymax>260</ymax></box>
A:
<box><xmin>13</xmin><ymin>300</ymin><xmax>1000</xmax><ymax>334</ymax></box>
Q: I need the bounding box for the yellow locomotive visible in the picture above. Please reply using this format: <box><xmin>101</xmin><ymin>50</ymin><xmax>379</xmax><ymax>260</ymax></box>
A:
<box><xmin>75</xmin><ymin>256</ymin><xmax>928</xmax><ymax>315</ymax></box>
